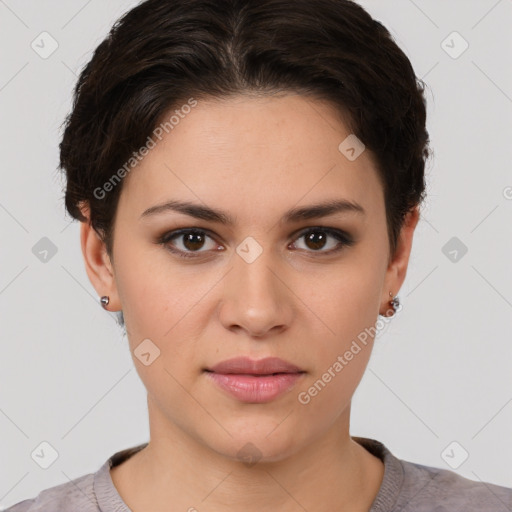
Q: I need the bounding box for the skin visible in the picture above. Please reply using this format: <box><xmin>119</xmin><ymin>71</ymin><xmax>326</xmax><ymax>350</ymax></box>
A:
<box><xmin>80</xmin><ymin>93</ymin><xmax>419</xmax><ymax>512</ymax></box>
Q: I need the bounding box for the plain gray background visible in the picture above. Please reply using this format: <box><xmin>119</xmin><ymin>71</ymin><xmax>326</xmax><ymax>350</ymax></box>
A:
<box><xmin>1</xmin><ymin>0</ymin><xmax>511</xmax><ymax>507</ymax></box>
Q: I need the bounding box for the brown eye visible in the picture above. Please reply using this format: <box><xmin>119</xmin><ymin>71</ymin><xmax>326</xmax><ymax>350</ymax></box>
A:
<box><xmin>304</xmin><ymin>230</ymin><xmax>329</xmax><ymax>250</ymax></box>
<box><xmin>160</xmin><ymin>229</ymin><xmax>219</xmax><ymax>258</ymax></box>
<box><xmin>158</xmin><ymin>226</ymin><xmax>354</xmax><ymax>260</ymax></box>
<box><xmin>291</xmin><ymin>227</ymin><xmax>354</xmax><ymax>254</ymax></box>
<box><xmin>181</xmin><ymin>231</ymin><xmax>207</xmax><ymax>251</ymax></box>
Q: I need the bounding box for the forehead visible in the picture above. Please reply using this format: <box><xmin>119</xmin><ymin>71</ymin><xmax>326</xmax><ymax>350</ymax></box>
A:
<box><xmin>117</xmin><ymin>94</ymin><xmax>384</xmax><ymax>226</ymax></box>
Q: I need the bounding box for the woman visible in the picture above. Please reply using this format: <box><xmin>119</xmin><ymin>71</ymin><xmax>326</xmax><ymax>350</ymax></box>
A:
<box><xmin>6</xmin><ymin>0</ymin><xmax>512</xmax><ymax>510</ymax></box>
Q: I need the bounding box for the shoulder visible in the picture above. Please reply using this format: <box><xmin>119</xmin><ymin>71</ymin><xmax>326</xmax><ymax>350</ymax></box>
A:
<box><xmin>397</xmin><ymin>457</ymin><xmax>512</xmax><ymax>511</ymax></box>
<box><xmin>3</xmin><ymin>444</ymin><xmax>147</xmax><ymax>512</ymax></box>
<box><xmin>353</xmin><ymin>436</ymin><xmax>512</xmax><ymax>512</ymax></box>
<box><xmin>3</xmin><ymin>472</ymin><xmax>98</xmax><ymax>512</ymax></box>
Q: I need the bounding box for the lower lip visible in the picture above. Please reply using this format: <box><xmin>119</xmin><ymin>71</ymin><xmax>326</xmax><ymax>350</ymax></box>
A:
<box><xmin>205</xmin><ymin>371</ymin><xmax>304</xmax><ymax>403</ymax></box>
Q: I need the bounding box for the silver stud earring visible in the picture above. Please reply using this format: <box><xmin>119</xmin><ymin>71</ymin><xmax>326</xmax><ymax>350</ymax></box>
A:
<box><xmin>389</xmin><ymin>291</ymin><xmax>400</xmax><ymax>315</ymax></box>
<box><xmin>100</xmin><ymin>295</ymin><xmax>110</xmax><ymax>309</ymax></box>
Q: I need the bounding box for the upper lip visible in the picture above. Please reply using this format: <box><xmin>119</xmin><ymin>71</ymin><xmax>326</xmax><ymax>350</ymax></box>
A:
<box><xmin>205</xmin><ymin>357</ymin><xmax>304</xmax><ymax>375</ymax></box>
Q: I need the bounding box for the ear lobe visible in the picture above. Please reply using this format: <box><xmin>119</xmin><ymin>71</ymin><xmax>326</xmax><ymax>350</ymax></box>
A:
<box><xmin>79</xmin><ymin>205</ymin><xmax>120</xmax><ymax>311</ymax></box>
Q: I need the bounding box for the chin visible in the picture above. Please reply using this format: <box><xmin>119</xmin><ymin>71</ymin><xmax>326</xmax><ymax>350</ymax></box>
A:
<box><xmin>203</xmin><ymin>421</ymin><xmax>306</xmax><ymax>465</ymax></box>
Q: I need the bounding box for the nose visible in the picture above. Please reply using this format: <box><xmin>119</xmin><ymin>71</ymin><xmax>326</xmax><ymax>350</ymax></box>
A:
<box><xmin>217</xmin><ymin>247</ymin><xmax>294</xmax><ymax>338</ymax></box>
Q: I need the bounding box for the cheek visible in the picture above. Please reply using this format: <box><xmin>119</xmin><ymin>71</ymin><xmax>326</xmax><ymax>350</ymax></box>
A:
<box><xmin>113</xmin><ymin>243</ymin><xmax>199</xmax><ymax>337</ymax></box>
<box><xmin>293</xmin><ymin>256</ymin><xmax>383</xmax><ymax>408</ymax></box>
<box><xmin>296</xmin><ymin>305</ymin><xmax>375</xmax><ymax>420</ymax></box>
<box><xmin>114</xmin><ymin>254</ymin><xmax>215</xmax><ymax>384</ymax></box>
<box><xmin>305</xmin><ymin>257</ymin><xmax>384</xmax><ymax>342</ymax></box>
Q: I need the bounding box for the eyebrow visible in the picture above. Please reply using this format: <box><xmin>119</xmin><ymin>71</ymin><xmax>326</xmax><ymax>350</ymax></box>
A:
<box><xmin>140</xmin><ymin>198</ymin><xmax>365</xmax><ymax>225</ymax></box>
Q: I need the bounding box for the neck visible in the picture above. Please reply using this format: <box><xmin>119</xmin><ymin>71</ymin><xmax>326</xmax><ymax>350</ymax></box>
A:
<box><xmin>110</xmin><ymin>401</ymin><xmax>384</xmax><ymax>512</ymax></box>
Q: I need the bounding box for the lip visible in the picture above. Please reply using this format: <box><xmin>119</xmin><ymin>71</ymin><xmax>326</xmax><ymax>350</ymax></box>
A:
<box><xmin>205</xmin><ymin>356</ymin><xmax>304</xmax><ymax>375</ymax></box>
<box><xmin>204</xmin><ymin>357</ymin><xmax>306</xmax><ymax>403</ymax></box>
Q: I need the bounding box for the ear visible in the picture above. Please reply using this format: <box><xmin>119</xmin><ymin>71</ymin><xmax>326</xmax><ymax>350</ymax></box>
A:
<box><xmin>379</xmin><ymin>206</ymin><xmax>420</xmax><ymax>317</ymax></box>
<box><xmin>79</xmin><ymin>203</ymin><xmax>121</xmax><ymax>311</ymax></box>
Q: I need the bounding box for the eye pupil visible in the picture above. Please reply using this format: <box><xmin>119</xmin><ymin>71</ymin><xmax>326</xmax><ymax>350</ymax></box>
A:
<box><xmin>305</xmin><ymin>231</ymin><xmax>327</xmax><ymax>250</ymax></box>
<box><xmin>183</xmin><ymin>232</ymin><xmax>205</xmax><ymax>251</ymax></box>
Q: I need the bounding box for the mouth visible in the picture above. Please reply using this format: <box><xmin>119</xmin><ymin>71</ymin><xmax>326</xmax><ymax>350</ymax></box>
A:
<box><xmin>203</xmin><ymin>370</ymin><xmax>304</xmax><ymax>376</ymax></box>
<box><xmin>204</xmin><ymin>356</ymin><xmax>305</xmax><ymax>375</ymax></box>
<box><xmin>203</xmin><ymin>357</ymin><xmax>306</xmax><ymax>403</ymax></box>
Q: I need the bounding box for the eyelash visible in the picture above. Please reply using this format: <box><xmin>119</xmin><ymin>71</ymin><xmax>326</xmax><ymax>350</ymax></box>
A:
<box><xmin>157</xmin><ymin>226</ymin><xmax>354</xmax><ymax>259</ymax></box>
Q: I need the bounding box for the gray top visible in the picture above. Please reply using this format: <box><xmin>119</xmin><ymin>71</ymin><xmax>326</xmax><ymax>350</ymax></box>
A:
<box><xmin>5</xmin><ymin>437</ymin><xmax>512</xmax><ymax>511</ymax></box>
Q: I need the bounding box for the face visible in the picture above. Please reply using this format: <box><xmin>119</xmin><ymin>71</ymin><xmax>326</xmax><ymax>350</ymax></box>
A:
<box><xmin>81</xmin><ymin>93</ymin><xmax>418</xmax><ymax>463</ymax></box>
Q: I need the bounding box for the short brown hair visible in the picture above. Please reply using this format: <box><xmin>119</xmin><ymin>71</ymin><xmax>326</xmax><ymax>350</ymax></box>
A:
<box><xmin>60</xmin><ymin>0</ymin><xmax>431</xmax><ymax>262</ymax></box>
